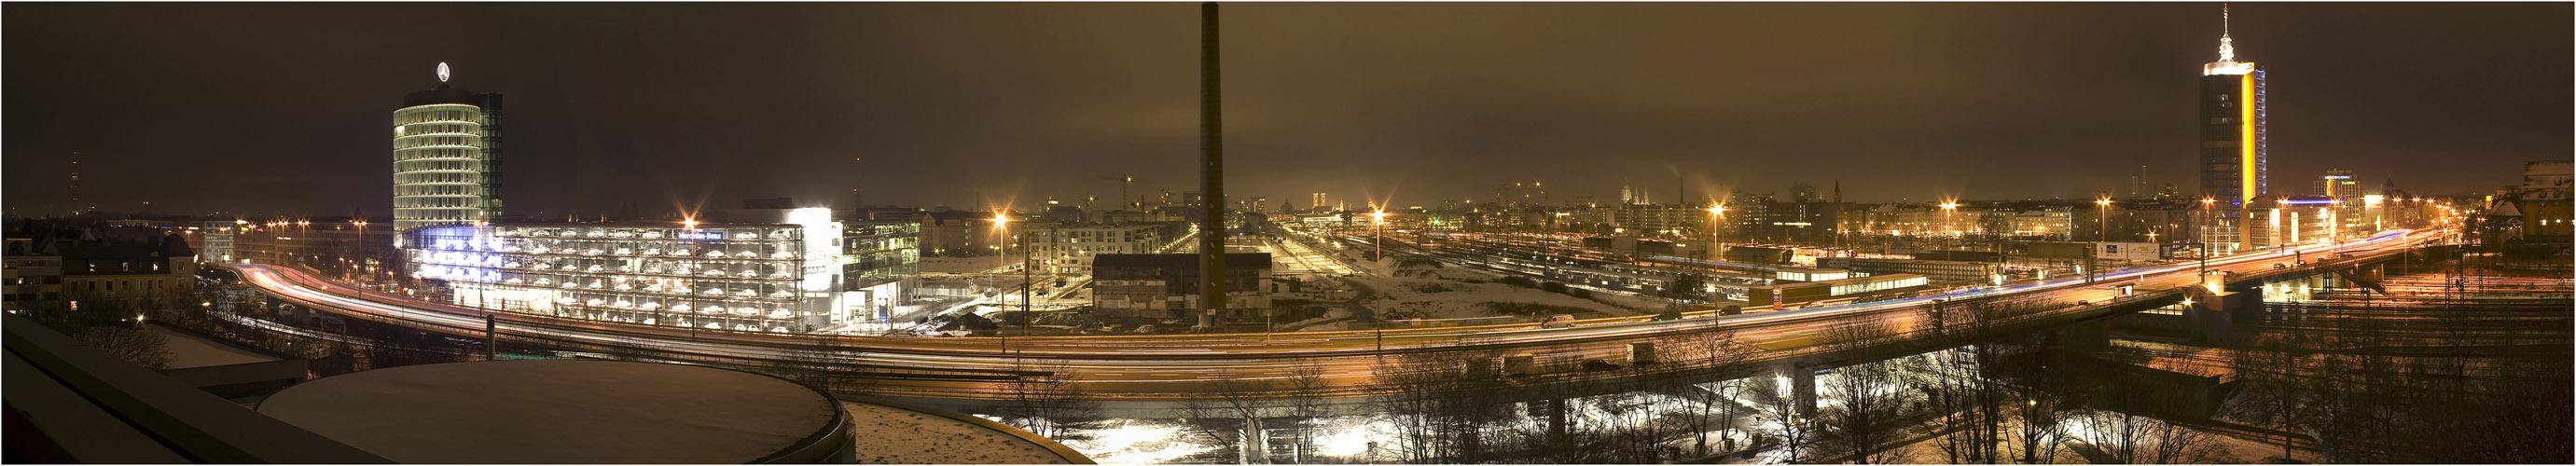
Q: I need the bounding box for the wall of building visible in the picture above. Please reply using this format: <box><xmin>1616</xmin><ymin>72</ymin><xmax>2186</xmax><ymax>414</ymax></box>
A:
<box><xmin>402</xmin><ymin>220</ymin><xmax>840</xmax><ymax>333</ymax></box>
<box><xmin>1819</xmin><ymin>257</ymin><xmax>1994</xmax><ymax>286</ymax></box>
<box><xmin>1089</xmin><ymin>254</ymin><xmax>1271</xmax><ymax>322</ymax></box>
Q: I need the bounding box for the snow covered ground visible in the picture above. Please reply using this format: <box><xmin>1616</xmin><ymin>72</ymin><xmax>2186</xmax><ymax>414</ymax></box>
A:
<box><xmin>1337</xmin><ymin>250</ymin><xmax>1650</xmax><ymax>322</ymax></box>
<box><xmin>841</xmin><ymin>402</ymin><xmax>1075</xmax><ymax>464</ymax></box>
<box><xmin>1364</xmin><ymin>276</ymin><xmax>1639</xmax><ymax>321</ymax></box>
<box><xmin>1057</xmin><ymin>418</ymin><xmax>1222</xmax><ymax>464</ymax></box>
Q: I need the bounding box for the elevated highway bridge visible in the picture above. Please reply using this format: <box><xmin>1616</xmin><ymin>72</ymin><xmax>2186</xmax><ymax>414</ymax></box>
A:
<box><xmin>221</xmin><ymin>228</ymin><xmax>2446</xmax><ymax>405</ymax></box>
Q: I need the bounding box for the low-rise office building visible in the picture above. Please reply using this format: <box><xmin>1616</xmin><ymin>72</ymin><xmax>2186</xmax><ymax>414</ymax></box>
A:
<box><xmin>1819</xmin><ymin>257</ymin><xmax>1998</xmax><ymax>286</ymax></box>
<box><xmin>1023</xmin><ymin>223</ymin><xmax>1170</xmax><ymax>274</ymax></box>
<box><xmin>841</xmin><ymin>220</ymin><xmax>921</xmax><ymax>323</ymax></box>
<box><xmin>1747</xmin><ymin>273</ymin><xmax>1928</xmax><ymax>308</ymax></box>
<box><xmin>1090</xmin><ymin>253</ymin><xmax>1271</xmax><ymax>323</ymax></box>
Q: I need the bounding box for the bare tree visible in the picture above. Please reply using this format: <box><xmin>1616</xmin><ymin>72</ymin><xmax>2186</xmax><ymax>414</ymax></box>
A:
<box><xmin>1367</xmin><ymin>350</ymin><xmax>1465</xmax><ymax>463</ymax></box>
<box><xmin>1511</xmin><ymin>357</ymin><xmax>1607</xmax><ymax>464</ymax></box>
<box><xmin>2226</xmin><ymin>335</ymin><xmax>2313</xmax><ymax>462</ymax></box>
<box><xmin>1280</xmin><ymin>359</ymin><xmax>1332</xmax><ymax>463</ymax></box>
<box><xmin>78</xmin><ymin>323</ymin><xmax>173</xmax><ymax>370</ymax></box>
<box><xmin>2067</xmin><ymin>349</ymin><xmax>2231</xmax><ymax>465</ymax></box>
<box><xmin>1747</xmin><ymin>366</ymin><xmax>1817</xmax><ymax>463</ymax></box>
<box><xmin>2140</xmin><ymin>410</ymin><xmax>2231</xmax><ymax>464</ymax></box>
<box><xmin>27</xmin><ymin>295</ymin><xmax>174</xmax><ymax>370</ymax></box>
<box><xmin>1817</xmin><ymin>319</ymin><xmax>1913</xmax><ymax>464</ymax></box>
<box><xmin>1656</xmin><ymin>328</ymin><xmax>1753</xmax><ymax>459</ymax></box>
<box><xmin>1179</xmin><ymin>375</ymin><xmax>1283</xmax><ymax>463</ymax></box>
<box><xmin>776</xmin><ymin>337</ymin><xmax>854</xmax><ymax>393</ymax></box>
<box><xmin>1914</xmin><ymin>296</ymin><xmax>2029</xmax><ymax>464</ymax></box>
<box><xmin>1994</xmin><ymin>338</ymin><xmax>2080</xmax><ymax>465</ymax></box>
<box><xmin>1003</xmin><ymin>358</ymin><xmax>1102</xmax><ymax>440</ymax></box>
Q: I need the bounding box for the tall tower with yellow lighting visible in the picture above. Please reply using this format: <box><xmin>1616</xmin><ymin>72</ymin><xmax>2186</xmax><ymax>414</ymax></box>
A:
<box><xmin>2197</xmin><ymin>4</ymin><xmax>2264</xmax><ymax>254</ymax></box>
<box><xmin>2198</xmin><ymin>4</ymin><xmax>2265</xmax><ymax>206</ymax></box>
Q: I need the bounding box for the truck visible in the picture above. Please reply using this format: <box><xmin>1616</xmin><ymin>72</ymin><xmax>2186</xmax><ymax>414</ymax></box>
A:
<box><xmin>1539</xmin><ymin>314</ymin><xmax>1578</xmax><ymax>329</ymax></box>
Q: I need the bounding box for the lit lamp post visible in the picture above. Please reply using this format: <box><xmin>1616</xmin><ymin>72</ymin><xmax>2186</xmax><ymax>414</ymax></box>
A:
<box><xmin>2199</xmin><ymin>198</ymin><xmax>2215</xmax><ymax>286</ymax></box>
<box><xmin>1707</xmin><ymin>202</ymin><xmax>1726</xmax><ymax>304</ymax></box>
<box><xmin>1370</xmin><ymin>210</ymin><xmax>1390</xmax><ymax>352</ymax></box>
<box><xmin>1370</xmin><ymin>211</ymin><xmax>1391</xmax><ymax>265</ymax></box>
<box><xmin>1939</xmin><ymin>200</ymin><xmax>1960</xmax><ymax>256</ymax></box>
<box><xmin>2094</xmin><ymin>199</ymin><xmax>2114</xmax><ymax>241</ymax></box>
<box><xmin>2092</xmin><ymin>199</ymin><xmax>2112</xmax><ymax>284</ymax></box>
<box><xmin>1021</xmin><ymin>226</ymin><xmax>1033</xmax><ymax>338</ymax></box>
<box><xmin>990</xmin><ymin>212</ymin><xmax>1016</xmax><ymax>350</ymax></box>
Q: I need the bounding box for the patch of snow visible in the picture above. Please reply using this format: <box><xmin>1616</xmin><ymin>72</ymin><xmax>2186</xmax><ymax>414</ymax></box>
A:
<box><xmin>1058</xmin><ymin>418</ymin><xmax>1219</xmax><ymax>465</ymax></box>
<box><xmin>841</xmin><ymin>402</ymin><xmax>1072</xmax><ymax>464</ymax></box>
<box><xmin>1367</xmin><ymin>277</ymin><xmax>1640</xmax><ymax>320</ymax></box>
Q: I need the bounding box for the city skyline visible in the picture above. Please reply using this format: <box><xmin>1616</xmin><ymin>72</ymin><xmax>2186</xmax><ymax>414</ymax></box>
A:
<box><xmin>4</xmin><ymin>3</ymin><xmax>2567</xmax><ymax>464</ymax></box>
<box><xmin>5</xmin><ymin>3</ymin><xmax>2568</xmax><ymax>216</ymax></box>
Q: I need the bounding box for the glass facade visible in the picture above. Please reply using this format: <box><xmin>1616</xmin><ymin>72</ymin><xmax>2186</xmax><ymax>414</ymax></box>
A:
<box><xmin>842</xmin><ymin>222</ymin><xmax>920</xmax><ymax>290</ymax></box>
<box><xmin>839</xmin><ymin>221</ymin><xmax>920</xmax><ymax>323</ymax></box>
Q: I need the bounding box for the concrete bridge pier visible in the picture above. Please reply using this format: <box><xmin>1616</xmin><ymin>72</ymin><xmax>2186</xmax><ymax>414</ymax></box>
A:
<box><xmin>2327</xmin><ymin>263</ymin><xmax>2390</xmax><ymax>295</ymax></box>
<box><xmin>1785</xmin><ymin>361</ymin><xmax>1818</xmax><ymax>417</ymax></box>
<box><xmin>2221</xmin><ymin>280</ymin><xmax>2270</xmax><ymax>318</ymax></box>
<box><xmin>2195</xmin><ymin>285</ymin><xmax>2236</xmax><ymax>345</ymax></box>
<box><xmin>2181</xmin><ymin>286</ymin><xmax>2242</xmax><ymax>343</ymax></box>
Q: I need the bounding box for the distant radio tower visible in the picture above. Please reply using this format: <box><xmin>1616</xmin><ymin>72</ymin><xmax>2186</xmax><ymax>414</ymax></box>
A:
<box><xmin>68</xmin><ymin>153</ymin><xmax>82</xmax><ymax>215</ymax></box>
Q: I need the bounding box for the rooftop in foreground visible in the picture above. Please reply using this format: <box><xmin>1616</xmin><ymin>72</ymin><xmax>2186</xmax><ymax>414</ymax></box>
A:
<box><xmin>256</xmin><ymin>360</ymin><xmax>853</xmax><ymax>463</ymax></box>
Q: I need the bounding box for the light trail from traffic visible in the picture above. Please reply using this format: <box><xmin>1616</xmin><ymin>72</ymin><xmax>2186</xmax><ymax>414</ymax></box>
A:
<box><xmin>226</xmin><ymin>228</ymin><xmax>2440</xmax><ymax>400</ymax></box>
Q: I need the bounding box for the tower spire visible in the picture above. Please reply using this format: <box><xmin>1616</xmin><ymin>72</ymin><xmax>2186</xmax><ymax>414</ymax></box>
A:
<box><xmin>2217</xmin><ymin>3</ymin><xmax>2236</xmax><ymax>62</ymax></box>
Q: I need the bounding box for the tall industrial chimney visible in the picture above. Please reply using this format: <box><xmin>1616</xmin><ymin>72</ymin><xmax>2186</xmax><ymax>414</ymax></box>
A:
<box><xmin>1197</xmin><ymin>2</ymin><xmax>1229</xmax><ymax>326</ymax></box>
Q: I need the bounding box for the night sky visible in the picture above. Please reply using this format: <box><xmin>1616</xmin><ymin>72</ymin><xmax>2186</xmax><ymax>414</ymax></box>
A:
<box><xmin>6</xmin><ymin>3</ymin><xmax>2568</xmax><ymax>218</ymax></box>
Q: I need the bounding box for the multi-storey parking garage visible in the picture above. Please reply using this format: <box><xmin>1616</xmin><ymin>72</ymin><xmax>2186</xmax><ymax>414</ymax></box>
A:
<box><xmin>399</xmin><ymin>209</ymin><xmax>843</xmax><ymax>332</ymax></box>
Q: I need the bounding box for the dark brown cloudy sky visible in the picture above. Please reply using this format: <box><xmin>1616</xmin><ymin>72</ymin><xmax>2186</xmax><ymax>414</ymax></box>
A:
<box><xmin>6</xmin><ymin>2</ymin><xmax>2568</xmax><ymax>217</ymax></box>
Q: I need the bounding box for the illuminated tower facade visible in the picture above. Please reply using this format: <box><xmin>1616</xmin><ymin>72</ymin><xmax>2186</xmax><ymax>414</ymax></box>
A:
<box><xmin>393</xmin><ymin>62</ymin><xmax>506</xmax><ymax>232</ymax></box>
<box><xmin>2197</xmin><ymin>6</ymin><xmax>2265</xmax><ymax>207</ymax></box>
<box><xmin>2197</xmin><ymin>6</ymin><xmax>2265</xmax><ymax>253</ymax></box>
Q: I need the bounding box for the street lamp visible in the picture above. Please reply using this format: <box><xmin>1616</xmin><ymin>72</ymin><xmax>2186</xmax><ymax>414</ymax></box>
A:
<box><xmin>1370</xmin><ymin>209</ymin><xmax>1390</xmax><ymax>352</ymax></box>
<box><xmin>2093</xmin><ymin>199</ymin><xmax>2114</xmax><ymax>241</ymax></box>
<box><xmin>1706</xmin><ymin>203</ymin><xmax>1726</xmax><ymax>303</ymax></box>
<box><xmin>2091</xmin><ymin>199</ymin><xmax>2112</xmax><ymax>284</ymax></box>
<box><xmin>1022</xmin><ymin>229</ymin><xmax>1033</xmax><ymax>338</ymax></box>
<box><xmin>1939</xmin><ymin>200</ymin><xmax>1960</xmax><ymax>255</ymax></box>
<box><xmin>990</xmin><ymin>212</ymin><xmax>1016</xmax><ymax>349</ymax></box>
<box><xmin>1369</xmin><ymin>211</ymin><xmax>1391</xmax><ymax>262</ymax></box>
<box><xmin>2199</xmin><ymin>198</ymin><xmax>2216</xmax><ymax>285</ymax></box>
